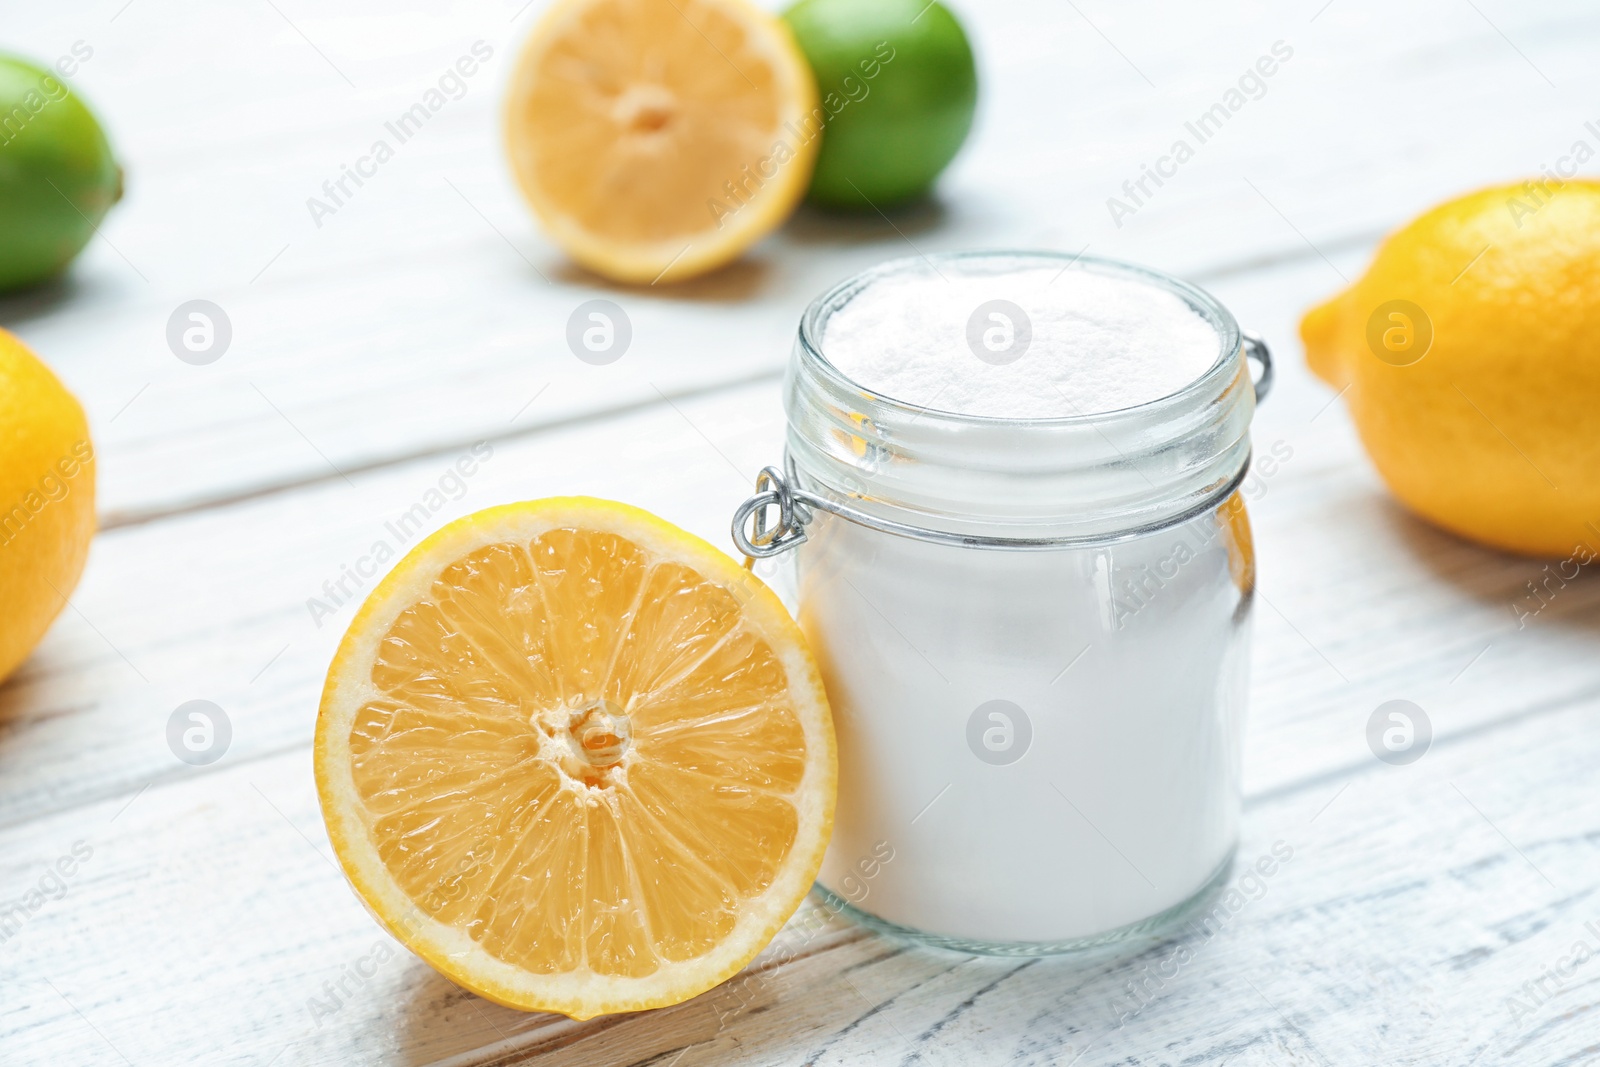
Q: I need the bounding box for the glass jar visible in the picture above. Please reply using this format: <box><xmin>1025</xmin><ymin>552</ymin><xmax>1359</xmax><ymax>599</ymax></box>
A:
<box><xmin>732</xmin><ymin>252</ymin><xmax>1270</xmax><ymax>954</ymax></box>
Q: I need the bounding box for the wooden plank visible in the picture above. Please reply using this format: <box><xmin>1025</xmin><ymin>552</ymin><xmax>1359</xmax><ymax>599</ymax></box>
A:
<box><xmin>5</xmin><ymin>1</ymin><xmax>1600</xmax><ymax>521</ymax></box>
<box><xmin>3</xmin><ymin>253</ymin><xmax>1592</xmax><ymax>833</ymax></box>
<box><xmin>3</xmin><ymin>2</ymin><xmax>1599</xmax><ymax>1064</ymax></box>
<box><xmin>3</xmin><ymin>663</ymin><xmax>1595</xmax><ymax>1065</ymax></box>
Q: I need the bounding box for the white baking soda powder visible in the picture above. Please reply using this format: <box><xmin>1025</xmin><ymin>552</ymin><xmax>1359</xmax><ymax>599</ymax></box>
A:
<box><xmin>822</xmin><ymin>266</ymin><xmax>1219</xmax><ymax>418</ymax></box>
<box><xmin>800</xmin><ymin>263</ymin><xmax>1249</xmax><ymax>946</ymax></box>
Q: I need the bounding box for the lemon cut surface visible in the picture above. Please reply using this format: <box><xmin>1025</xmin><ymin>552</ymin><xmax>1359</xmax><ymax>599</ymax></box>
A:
<box><xmin>315</xmin><ymin>498</ymin><xmax>835</xmax><ymax>1019</ymax></box>
<box><xmin>503</xmin><ymin>0</ymin><xmax>820</xmax><ymax>283</ymax></box>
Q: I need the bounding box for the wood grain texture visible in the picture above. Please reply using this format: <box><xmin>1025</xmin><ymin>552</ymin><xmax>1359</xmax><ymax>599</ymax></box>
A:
<box><xmin>6</xmin><ymin>0</ymin><xmax>1600</xmax><ymax>522</ymax></box>
<box><xmin>4</xmin><ymin>676</ymin><xmax>1597</xmax><ymax>1065</ymax></box>
<box><xmin>2</xmin><ymin>0</ymin><xmax>1600</xmax><ymax>1064</ymax></box>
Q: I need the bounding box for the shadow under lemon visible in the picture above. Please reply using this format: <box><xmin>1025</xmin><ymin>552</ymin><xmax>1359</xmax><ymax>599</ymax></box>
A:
<box><xmin>783</xmin><ymin>194</ymin><xmax>951</xmax><ymax>246</ymax></box>
<box><xmin>550</xmin><ymin>255</ymin><xmax>772</xmax><ymax>304</ymax></box>
<box><xmin>544</xmin><ymin>189</ymin><xmax>955</xmax><ymax>302</ymax></box>
<box><xmin>1371</xmin><ymin>489</ymin><xmax>1600</xmax><ymax>638</ymax></box>
<box><xmin>0</xmin><ymin>275</ymin><xmax>84</xmax><ymax>329</ymax></box>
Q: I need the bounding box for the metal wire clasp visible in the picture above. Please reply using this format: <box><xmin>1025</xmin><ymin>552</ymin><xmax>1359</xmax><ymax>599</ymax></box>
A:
<box><xmin>1244</xmin><ymin>331</ymin><xmax>1273</xmax><ymax>404</ymax></box>
<box><xmin>732</xmin><ymin>464</ymin><xmax>812</xmax><ymax>560</ymax></box>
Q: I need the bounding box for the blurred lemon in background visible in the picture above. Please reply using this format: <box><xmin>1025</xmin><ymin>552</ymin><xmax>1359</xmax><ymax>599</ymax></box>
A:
<box><xmin>503</xmin><ymin>0</ymin><xmax>819</xmax><ymax>284</ymax></box>
<box><xmin>0</xmin><ymin>55</ymin><xmax>121</xmax><ymax>292</ymax></box>
<box><xmin>1302</xmin><ymin>181</ymin><xmax>1600</xmax><ymax>558</ymax></box>
<box><xmin>783</xmin><ymin>0</ymin><xmax>976</xmax><ymax>209</ymax></box>
<box><xmin>0</xmin><ymin>329</ymin><xmax>95</xmax><ymax>681</ymax></box>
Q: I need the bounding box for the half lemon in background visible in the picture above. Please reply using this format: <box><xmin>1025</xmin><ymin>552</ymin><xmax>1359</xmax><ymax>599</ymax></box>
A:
<box><xmin>503</xmin><ymin>0</ymin><xmax>820</xmax><ymax>284</ymax></box>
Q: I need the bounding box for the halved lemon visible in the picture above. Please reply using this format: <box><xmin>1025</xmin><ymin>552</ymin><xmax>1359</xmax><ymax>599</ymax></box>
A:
<box><xmin>503</xmin><ymin>0</ymin><xmax>820</xmax><ymax>283</ymax></box>
<box><xmin>314</xmin><ymin>498</ymin><xmax>835</xmax><ymax>1019</ymax></box>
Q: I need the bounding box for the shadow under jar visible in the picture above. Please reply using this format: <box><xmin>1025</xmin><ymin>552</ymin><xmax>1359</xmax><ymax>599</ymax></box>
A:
<box><xmin>733</xmin><ymin>252</ymin><xmax>1270</xmax><ymax>954</ymax></box>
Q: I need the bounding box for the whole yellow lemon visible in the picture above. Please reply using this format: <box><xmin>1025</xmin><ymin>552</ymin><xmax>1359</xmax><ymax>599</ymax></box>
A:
<box><xmin>0</xmin><ymin>328</ymin><xmax>95</xmax><ymax>681</ymax></box>
<box><xmin>1301</xmin><ymin>181</ymin><xmax>1600</xmax><ymax>558</ymax></box>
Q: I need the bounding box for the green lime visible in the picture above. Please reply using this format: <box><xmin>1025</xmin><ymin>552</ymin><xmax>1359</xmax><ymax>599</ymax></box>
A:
<box><xmin>0</xmin><ymin>55</ymin><xmax>121</xmax><ymax>292</ymax></box>
<box><xmin>783</xmin><ymin>0</ymin><xmax>977</xmax><ymax>210</ymax></box>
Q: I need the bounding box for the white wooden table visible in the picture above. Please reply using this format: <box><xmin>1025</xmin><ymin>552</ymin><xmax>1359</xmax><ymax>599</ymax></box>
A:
<box><xmin>4</xmin><ymin>1</ymin><xmax>1600</xmax><ymax>1063</ymax></box>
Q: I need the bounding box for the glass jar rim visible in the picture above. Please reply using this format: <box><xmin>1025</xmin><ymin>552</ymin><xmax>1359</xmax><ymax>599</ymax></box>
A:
<box><xmin>782</xmin><ymin>250</ymin><xmax>1258</xmax><ymax>540</ymax></box>
<box><xmin>795</xmin><ymin>249</ymin><xmax>1243</xmax><ymax>428</ymax></box>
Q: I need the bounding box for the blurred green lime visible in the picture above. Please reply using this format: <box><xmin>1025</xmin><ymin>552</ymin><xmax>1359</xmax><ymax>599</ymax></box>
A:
<box><xmin>783</xmin><ymin>0</ymin><xmax>976</xmax><ymax>210</ymax></box>
<box><xmin>0</xmin><ymin>55</ymin><xmax>121</xmax><ymax>292</ymax></box>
